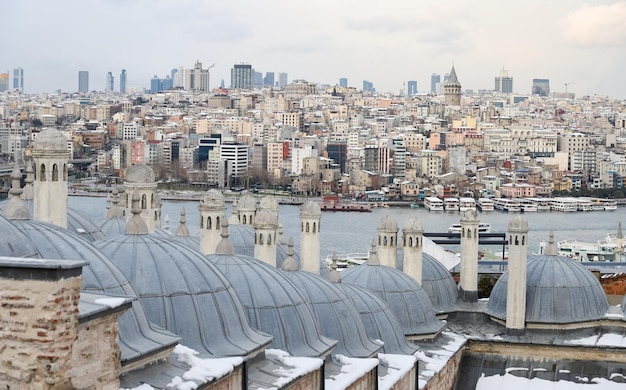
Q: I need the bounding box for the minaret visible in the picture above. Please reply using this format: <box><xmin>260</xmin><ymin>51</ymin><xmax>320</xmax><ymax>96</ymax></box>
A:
<box><xmin>459</xmin><ymin>209</ymin><xmax>479</xmax><ymax>302</ymax></box>
<box><xmin>377</xmin><ymin>215</ymin><xmax>399</xmax><ymax>268</ymax></box>
<box><xmin>402</xmin><ymin>216</ymin><xmax>424</xmax><ymax>284</ymax></box>
<box><xmin>199</xmin><ymin>189</ymin><xmax>226</xmax><ymax>255</ymax></box>
<box><xmin>254</xmin><ymin>208</ymin><xmax>278</xmax><ymax>267</ymax></box>
<box><xmin>21</xmin><ymin>158</ymin><xmax>34</xmax><ymax>201</ymax></box>
<box><xmin>2</xmin><ymin>163</ymin><xmax>30</xmax><ymax>220</ymax></box>
<box><xmin>123</xmin><ymin>163</ymin><xmax>160</xmax><ymax>233</ymax></box>
<box><xmin>175</xmin><ymin>208</ymin><xmax>190</xmax><ymax>237</ymax></box>
<box><xmin>444</xmin><ymin>64</ymin><xmax>461</xmax><ymax>106</ymax></box>
<box><xmin>506</xmin><ymin>216</ymin><xmax>529</xmax><ymax>335</ymax></box>
<box><xmin>32</xmin><ymin>128</ymin><xmax>69</xmax><ymax>228</ymax></box>
<box><xmin>615</xmin><ymin>223</ymin><xmax>623</xmax><ymax>262</ymax></box>
<box><xmin>237</xmin><ymin>193</ymin><xmax>257</xmax><ymax>226</ymax></box>
<box><xmin>300</xmin><ymin>200</ymin><xmax>321</xmax><ymax>274</ymax></box>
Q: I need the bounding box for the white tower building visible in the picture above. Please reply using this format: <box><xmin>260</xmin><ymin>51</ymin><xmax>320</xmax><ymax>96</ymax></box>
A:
<box><xmin>506</xmin><ymin>216</ymin><xmax>529</xmax><ymax>335</ymax></box>
<box><xmin>123</xmin><ymin>164</ymin><xmax>161</xmax><ymax>234</ymax></box>
<box><xmin>378</xmin><ymin>215</ymin><xmax>399</xmax><ymax>268</ymax></box>
<box><xmin>459</xmin><ymin>209</ymin><xmax>479</xmax><ymax>302</ymax></box>
<box><xmin>254</xmin><ymin>209</ymin><xmax>278</xmax><ymax>267</ymax></box>
<box><xmin>402</xmin><ymin>216</ymin><xmax>424</xmax><ymax>284</ymax></box>
<box><xmin>32</xmin><ymin>128</ymin><xmax>69</xmax><ymax>228</ymax></box>
<box><xmin>300</xmin><ymin>200</ymin><xmax>321</xmax><ymax>274</ymax></box>
<box><xmin>237</xmin><ymin>193</ymin><xmax>257</xmax><ymax>226</ymax></box>
<box><xmin>199</xmin><ymin>189</ymin><xmax>226</xmax><ymax>255</ymax></box>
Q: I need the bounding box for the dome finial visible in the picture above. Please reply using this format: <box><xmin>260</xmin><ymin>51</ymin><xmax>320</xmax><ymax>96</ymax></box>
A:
<box><xmin>281</xmin><ymin>237</ymin><xmax>299</xmax><ymax>271</ymax></box>
<box><xmin>328</xmin><ymin>253</ymin><xmax>341</xmax><ymax>283</ymax></box>
<box><xmin>106</xmin><ymin>187</ymin><xmax>124</xmax><ymax>218</ymax></box>
<box><xmin>215</xmin><ymin>219</ymin><xmax>235</xmax><ymax>255</ymax></box>
<box><xmin>2</xmin><ymin>162</ymin><xmax>30</xmax><ymax>220</ymax></box>
<box><xmin>20</xmin><ymin>159</ymin><xmax>34</xmax><ymax>201</ymax></box>
<box><xmin>367</xmin><ymin>239</ymin><xmax>380</xmax><ymax>266</ymax></box>
<box><xmin>545</xmin><ymin>230</ymin><xmax>558</xmax><ymax>256</ymax></box>
<box><xmin>228</xmin><ymin>199</ymin><xmax>239</xmax><ymax>224</ymax></box>
<box><xmin>175</xmin><ymin>207</ymin><xmax>189</xmax><ymax>236</ymax></box>
<box><xmin>124</xmin><ymin>189</ymin><xmax>149</xmax><ymax>235</ymax></box>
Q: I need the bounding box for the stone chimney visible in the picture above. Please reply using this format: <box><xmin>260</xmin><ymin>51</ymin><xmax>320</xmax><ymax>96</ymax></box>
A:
<box><xmin>254</xmin><ymin>208</ymin><xmax>278</xmax><ymax>267</ymax></box>
<box><xmin>199</xmin><ymin>189</ymin><xmax>226</xmax><ymax>255</ymax></box>
<box><xmin>378</xmin><ymin>215</ymin><xmax>399</xmax><ymax>268</ymax></box>
<box><xmin>506</xmin><ymin>216</ymin><xmax>529</xmax><ymax>335</ymax></box>
<box><xmin>0</xmin><ymin>256</ymin><xmax>86</xmax><ymax>387</ymax></box>
<box><xmin>300</xmin><ymin>200</ymin><xmax>321</xmax><ymax>274</ymax></box>
<box><xmin>402</xmin><ymin>216</ymin><xmax>424</xmax><ymax>284</ymax></box>
<box><xmin>459</xmin><ymin>209</ymin><xmax>479</xmax><ymax>302</ymax></box>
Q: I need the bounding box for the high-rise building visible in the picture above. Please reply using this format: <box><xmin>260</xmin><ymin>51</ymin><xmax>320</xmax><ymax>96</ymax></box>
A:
<box><xmin>363</xmin><ymin>80</ymin><xmax>375</xmax><ymax>93</ymax></box>
<box><xmin>339</xmin><ymin>78</ymin><xmax>348</xmax><ymax>88</ymax></box>
<box><xmin>494</xmin><ymin>68</ymin><xmax>513</xmax><ymax>93</ymax></box>
<box><xmin>106</xmin><ymin>72</ymin><xmax>114</xmax><ymax>92</ymax></box>
<box><xmin>444</xmin><ymin>65</ymin><xmax>461</xmax><ymax>106</ymax></box>
<box><xmin>13</xmin><ymin>67</ymin><xmax>23</xmax><ymax>92</ymax></box>
<box><xmin>150</xmin><ymin>75</ymin><xmax>173</xmax><ymax>93</ymax></box>
<box><xmin>78</xmin><ymin>71</ymin><xmax>89</xmax><ymax>93</ymax></box>
<box><xmin>327</xmin><ymin>141</ymin><xmax>348</xmax><ymax>173</ymax></box>
<box><xmin>532</xmin><ymin>79</ymin><xmax>550</xmax><ymax>96</ymax></box>
<box><xmin>278</xmin><ymin>72</ymin><xmax>288</xmax><ymax>87</ymax></box>
<box><xmin>0</xmin><ymin>72</ymin><xmax>9</xmax><ymax>92</ymax></box>
<box><xmin>431</xmin><ymin>74</ymin><xmax>440</xmax><ymax>93</ymax></box>
<box><xmin>185</xmin><ymin>61</ymin><xmax>211</xmax><ymax>92</ymax></box>
<box><xmin>231</xmin><ymin>64</ymin><xmax>253</xmax><ymax>89</ymax></box>
<box><xmin>253</xmin><ymin>71</ymin><xmax>263</xmax><ymax>87</ymax></box>
<box><xmin>407</xmin><ymin>80</ymin><xmax>418</xmax><ymax>96</ymax></box>
<box><xmin>264</xmin><ymin>72</ymin><xmax>275</xmax><ymax>87</ymax></box>
<box><xmin>120</xmin><ymin>69</ymin><xmax>127</xmax><ymax>94</ymax></box>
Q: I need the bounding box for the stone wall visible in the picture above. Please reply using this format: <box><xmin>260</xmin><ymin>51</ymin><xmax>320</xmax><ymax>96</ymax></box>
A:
<box><xmin>0</xmin><ymin>272</ymin><xmax>81</xmax><ymax>389</ymax></box>
<box><xmin>70</xmin><ymin>312</ymin><xmax>125</xmax><ymax>390</ymax></box>
<box><xmin>423</xmin><ymin>348</ymin><xmax>463</xmax><ymax>390</ymax></box>
<box><xmin>346</xmin><ymin>368</ymin><xmax>377</xmax><ymax>390</ymax></box>
<box><xmin>284</xmin><ymin>369</ymin><xmax>322</xmax><ymax>390</ymax></box>
<box><xmin>389</xmin><ymin>365</ymin><xmax>417</xmax><ymax>390</ymax></box>
<box><xmin>208</xmin><ymin>364</ymin><xmax>244</xmax><ymax>390</ymax></box>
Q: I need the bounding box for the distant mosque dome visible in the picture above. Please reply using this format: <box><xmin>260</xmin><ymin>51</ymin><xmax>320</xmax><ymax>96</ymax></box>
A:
<box><xmin>33</xmin><ymin>128</ymin><xmax>68</xmax><ymax>151</ymax></box>
<box><xmin>488</xmin><ymin>252</ymin><xmax>609</xmax><ymax>324</ymax></box>
<box><xmin>342</xmin><ymin>246</ymin><xmax>445</xmax><ymax>338</ymax></box>
<box><xmin>125</xmin><ymin>163</ymin><xmax>155</xmax><ymax>183</ymax></box>
<box><xmin>207</xmin><ymin>223</ymin><xmax>337</xmax><ymax>358</ymax></box>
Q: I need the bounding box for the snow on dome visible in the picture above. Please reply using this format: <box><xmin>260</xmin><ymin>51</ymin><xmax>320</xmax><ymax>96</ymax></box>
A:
<box><xmin>488</xmin><ymin>254</ymin><xmax>609</xmax><ymax>324</ymax></box>
<box><xmin>300</xmin><ymin>200</ymin><xmax>321</xmax><ymax>217</ymax></box>
<box><xmin>33</xmin><ymin>128</ymin><xmax>68</xmax><ymax>151</ymax></box>
<box><xmin>200</xmin><ymin>189</ymin><xmax>225</xmax><ymax>208</ymax></box>
<box><xmin>403</xmin><ymin>216</ymin><xmax>423</xmax><ymax>232</ymax></box>
<box><xmin>378</xmin><ymin>215</ymin><xmax>398</xmax><ymax>231</ymax></box>
<box><xmin>125</xmin><ymin>163</ymin><xmax>156</xmax><ymax>183</ymax></box>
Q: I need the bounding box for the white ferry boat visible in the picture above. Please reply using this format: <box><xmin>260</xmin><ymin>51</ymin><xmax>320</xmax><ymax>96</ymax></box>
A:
<box><xmin>538</xmin><ymin>233</ymin><xmax>625</xmax><ymax>262</ymax></box>
<box><xmin>448</xmin><ymin>223</ymin><xmax>492</xmax><ymax>234</ymax></box>
<box><xmin>601</xmin><ymin>199</ymin><xmax>618</xmax><ymax>211</ymax></box>
<box><xmin>443</xmin><ymin>197</ymin><xmax>460</xmax><ymax>212</ymax></box>
<box><xmin>516</xmin><ymin>198</ymin><xmax>538</xmax><ymax>212</ymax></box>
<box><xmin>492</xmin><ymin>198</ymin><xmax>521</xmax><ymax>212</ymax></box>
<box><xmin>458</xmin><ymin>197</ymin><xmax>477</xmax><ymax>212</ymax></box>
<box><xmin>526</xmin><ymin>197</ymin><xmax>552</xmax><ymax>211</ymax></box>
<box><xmin>577</xmin><ymin>198</ymin><xmax>594</xmax><ymax>211</ymax></box>
<box><xmin>550</xmin><ymin>198</ymin><xmax>578</xmax><ymax>212</ymax></box>
<box><xmin>476</xmin><ymin>198</ymin><xmax>495</xmax><ymax>212</ymax></box>
<box><xmin>424</xmin><ymin>196</ymin><xmax>444</xmax><ymax>211</ymax></box>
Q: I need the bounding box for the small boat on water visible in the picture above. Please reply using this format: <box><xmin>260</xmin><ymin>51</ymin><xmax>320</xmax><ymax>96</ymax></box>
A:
<box><xmin>447</xmin><ymin>223</ymin><xmax>492</xmax><ymax>234</ymax></box>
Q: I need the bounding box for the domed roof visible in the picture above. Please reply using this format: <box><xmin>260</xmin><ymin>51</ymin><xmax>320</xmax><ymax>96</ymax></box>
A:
<box><xmin>460</xmin><ymin>209</ymin><xmax>478</xmax><ymax>222</ymax></box>
<box><xmin>125</xmin><ymin>163</ymin><xmax>155</xmax><ymax>183</ymax></box>
<box><xmin>259</xmin><ymin>196</ymin><xmax>279</xmax><ymax>213</ymax></box>
<box><xmin>225</xmin><ymin>223</ymin><xmax>302</xmax><ymax>268</ymax></box>
<box><xmin>300</xmin><ymin>200</ymin><xmax>321</xmax><ymax>217</ymax></box>
<box><xmin>200</xmin><ymin>189</ymin><xmax>225</xmax><ymax>208</ymax></box>
<box><xmin>67</xmin><ymin>208</ymin><xmax>106</xmax><ymax>242</ymax></box>
<box><xmin>422</xmin><ymin>253</ymin><xmax>458</xmax><ymax>314</ymax></box>
<box><xmin>378</xmin><ymin>215</ymin><xmax>398</xmax><ymax>231</ymax></box>
<box><xmin>487</xmin><ymin>254</ymin><xmax>609</xmax><ymax>324</ymax></box>
<box><xmin>280</xmin><ymin>266</ymin><xmax>382</xmax><ymax>358</ymax></box>
<box><xmin>0</xmin><ymin>214</ymin><xmax>40</xmax><ymax>258</ymax></box>
<box><xmin>33</xmin><ymin>128</ymin><xmax>68</xmax><ymax>151</ymax></box>
<box><xmin>341</xmin><ymin>248</ymin><xmax>445</xmax><ymax>337</ymax></box>
<box><xmin>95</xmin><ymin>234</ymin><xmax>272</xmax><ymax>357</ymax></box>
<box><xmin>508</xmin><ymin>215</ymin><xmax>529</xmax><ymax>232</ymax></box>
<box><xmin>403</xmin><ymin>216</ymin><xmax>423</xmax><ymax>232</ymax></box>
<box><xmin>334</xmin><ymin>282</ymin><xmax>418</xmax><ymax>355</ymax></box>
<box><xmin>9</xmin><ymin>218</ymin><xmax>180</xmax><ymax>363</ymax></box>
<box><xmin>98</xmin><ymin>216</ymin><xmax>126</xmax><ymax>238</ymax></box>
<box><xmin>207</xmin><ymin>225</ymin><xmax>337</xmax><ymax>357</ymax></box>
<box><xmin>238</xmin><ymin>193</ymin><xmax>257</xmax><ymax>211</ymax></box>
<box><xmin>255</xmin><ymin>208</ymin><xmax>278</xmax><ymax>226</ymax></box>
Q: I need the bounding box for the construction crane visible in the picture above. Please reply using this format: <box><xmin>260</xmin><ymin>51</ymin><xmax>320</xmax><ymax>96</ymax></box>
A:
<box><xmin>564</xmin><ymin>82</ymin><xmax>574</xmax><ymax>93</ymax></box>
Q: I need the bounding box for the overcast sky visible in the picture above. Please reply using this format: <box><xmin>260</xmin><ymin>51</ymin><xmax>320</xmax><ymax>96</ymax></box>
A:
<box><xmin>4</xmin><ymin>0</ymin><xmax>626</xmax><ymax>99</ymax></box>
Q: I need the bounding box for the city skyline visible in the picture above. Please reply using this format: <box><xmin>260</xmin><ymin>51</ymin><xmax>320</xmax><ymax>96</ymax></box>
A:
<box><xmin>3</xmin><ymin>0</ymin><xmax>626</xmax><ymax>98</ymax></box>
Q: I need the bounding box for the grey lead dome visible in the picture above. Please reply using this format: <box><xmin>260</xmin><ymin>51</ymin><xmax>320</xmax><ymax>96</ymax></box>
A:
<box><xmin>125</xmin><ymin>163</ymin><xmax>156</xmax><ymax>183</ymax></box>
<box><xmin>33</xmin><ymin>128</ymin><xmax>68</xmax><ymax>151</ymax></box>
